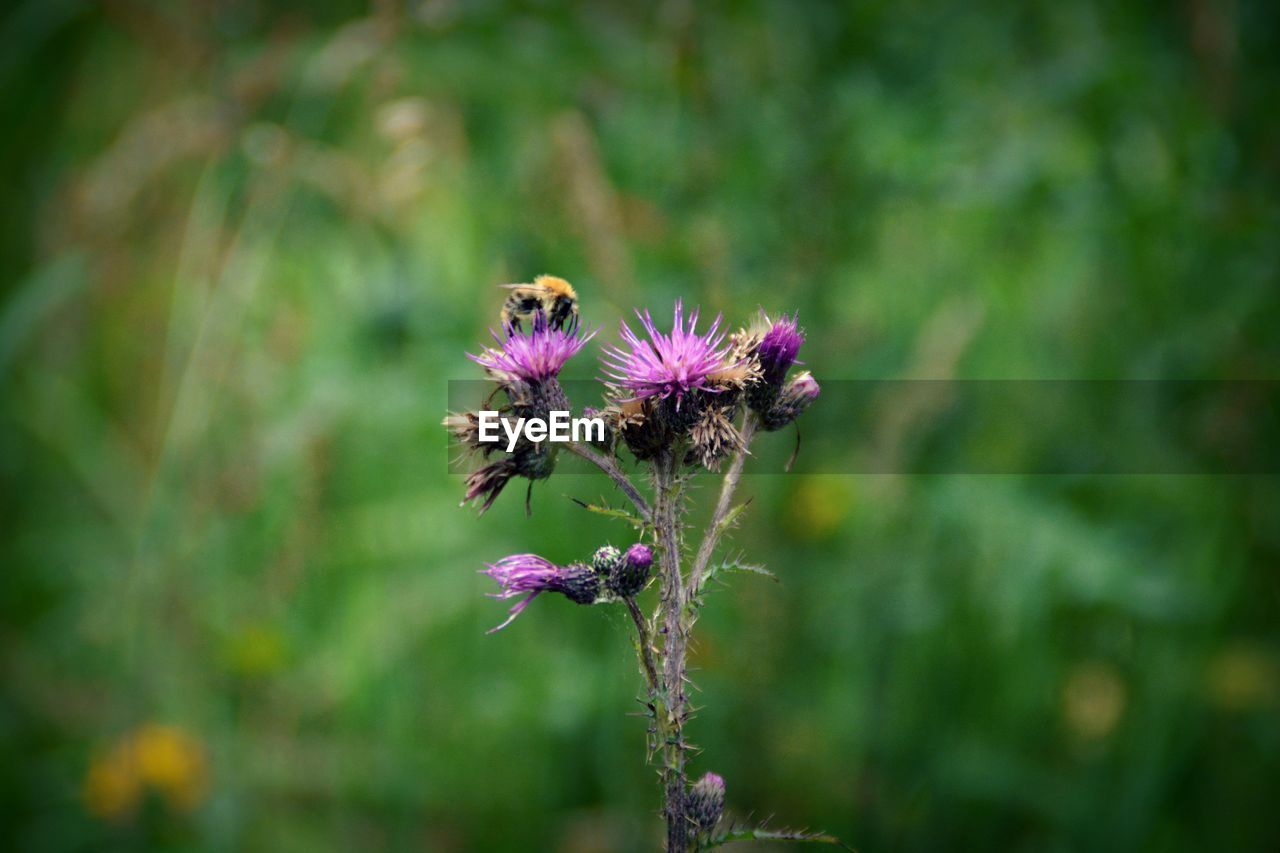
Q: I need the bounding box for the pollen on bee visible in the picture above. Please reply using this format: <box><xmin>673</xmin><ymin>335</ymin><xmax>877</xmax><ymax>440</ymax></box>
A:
<box><xmin>533</xmin><ymin>275</ymin><xmax>577</xmax><ymax>298</ymax></box>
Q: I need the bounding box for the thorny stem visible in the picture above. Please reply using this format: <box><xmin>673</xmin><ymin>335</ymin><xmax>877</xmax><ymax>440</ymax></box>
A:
<box><xmin>589</xmin><ymin>411</ymin><xmax>760</xmax><ymax>850</ymax></box>
<box><xmin>625</xmin><ymin>596</ymin><xmax>660</xmax><ymax>694</ymax></box>
<box><xmin>687</xmin><ymin>410</ymin><xmax>759</xmax><ymax>600</ymax></box>
<box><xmin>654</xmin><ymin>448</ymin><xmax>691</xmax><ymax>851</ymax></box>
<box><xmin>565</xmin><ymin>441</ymin><xmax>652</xmax><ymax>521</ymax></box>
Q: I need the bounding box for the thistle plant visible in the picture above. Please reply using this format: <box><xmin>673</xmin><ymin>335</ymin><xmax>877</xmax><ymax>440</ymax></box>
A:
<box><xmin>447</xmin><ymin>290</ymin><xmax>834</xmax><ymax>851</ymax></box>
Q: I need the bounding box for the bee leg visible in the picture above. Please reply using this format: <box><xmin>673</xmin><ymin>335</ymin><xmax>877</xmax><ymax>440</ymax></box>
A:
<box><xmin>525</xmin><ymin>480</ymin><xmax>534</xmax><ymax>517</ymax></box>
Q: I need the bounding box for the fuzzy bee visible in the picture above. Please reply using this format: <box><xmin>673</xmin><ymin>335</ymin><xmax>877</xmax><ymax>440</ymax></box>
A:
<box><xmin>499</xmin><ymin>275</ymin><xmax>579</xmax><ymax>332</ymax></box>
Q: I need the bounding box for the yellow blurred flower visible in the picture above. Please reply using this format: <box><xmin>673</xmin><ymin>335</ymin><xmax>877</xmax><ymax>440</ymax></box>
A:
<box><xmin>224</xmin><ymin>623</ymin><xmax>287</xmax><ymax>677</ymax></box>
<box><xmin>84</xmin><ymin>723</ymin><xmax>209</xmax><ymax>821</ymax></box>
<box><xmin>1062</xmin><ymin>661</ymin><xmax>1126</xmax><ymax>741</ymax></box>
<box><xmin>84</xmin><ymin>751</ymin><xmax>140</xmax><ymax>822</ymax></box>
<box><xmin>1206</xmin><ymin>644</ymin><xmax>1280</xmax><ymax>711</ymax></box>
<box><xmin>783</xmin><ymin>477</ymin><xmax>852</xmax><ymax>541</ymax></box>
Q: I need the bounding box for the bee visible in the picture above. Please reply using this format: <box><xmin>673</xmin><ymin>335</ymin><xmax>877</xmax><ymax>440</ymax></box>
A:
<box><xmin>499</xmin><ymin>275</ymin><xmax>579</xmax><ymax>331</ymax></box>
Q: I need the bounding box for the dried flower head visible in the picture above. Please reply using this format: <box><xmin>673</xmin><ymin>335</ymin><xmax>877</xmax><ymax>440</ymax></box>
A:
<box><xmin>602</xmin><ymin>301</ymin><xmax>740</xmax><ymax>406</ymax></box>
<box><xmin>688</xmin><ymin>772</ymin><xmax>726</xmax><ymax>833</ymax></box>
<box><xmin>482</xmin><ymin>554</ymin><xmax>600</xmax><ymax>631</ymax></box>
<box><xmin>706</xmin><ymin>360</ymin><xmax>760</xmax><ymax>390</ymax></box>
<box><xmin>469</xmin><ymin>313</ymin><xmax>595</xmax><ymax>386</ymax></box>
<box><xmin>443</xmin><ymin>411</ymin><xmax>495</xmax><ymax>456</ymax></box>
<box><xmin>688</xmin><ymin>405</ymin><xmax>745</xmax><ymax>470</ymax></box>
<box><xmin>461</xmin><ymin>457</ymin><xmax>519</xmax><ymax>513</ymax></box>
<box><xmin>461</xmin><ymin>446</ymin><xmax>558</xmax><ymax>513</ymax></box>
<box><xmin>727</xmin><ymin>324</ymin><xmax>764</xmax><ymax>360</ymax></box>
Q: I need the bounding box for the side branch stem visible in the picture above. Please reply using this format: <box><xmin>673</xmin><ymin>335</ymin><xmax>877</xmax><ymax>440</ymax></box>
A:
<box><xmin>625</xmin><ymin>596</ymin><xmax>659</xmax><ymax>694</ymax></box>
<box><xmin>687</xmin><ymin>410</ymin><xmax>758</xmax><ymax>598</ymax></box>
<box><xmin>565</xmin><ymin>442</ymin><xmax>652</xmax><ymax>521</ymax></box>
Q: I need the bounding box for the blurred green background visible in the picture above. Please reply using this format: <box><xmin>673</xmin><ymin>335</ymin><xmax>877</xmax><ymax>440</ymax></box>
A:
<box><xmin>2</xmin><ymin>1</ymin><xmax>1279</xmax><ymax>851</ymax></box>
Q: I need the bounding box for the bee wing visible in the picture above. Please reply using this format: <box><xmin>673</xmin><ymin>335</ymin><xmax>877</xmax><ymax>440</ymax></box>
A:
<box><xmin>498</xmin><ymin>283</ymin><xmax>529</xmax><ymax>290</ymax></box>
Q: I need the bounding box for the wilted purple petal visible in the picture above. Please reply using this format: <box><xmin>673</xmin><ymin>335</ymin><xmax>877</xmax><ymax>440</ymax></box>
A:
<box><xmin>481</xmin><ymin>554</ymin><xmax>599</xmax><ymax>631</ymax></box>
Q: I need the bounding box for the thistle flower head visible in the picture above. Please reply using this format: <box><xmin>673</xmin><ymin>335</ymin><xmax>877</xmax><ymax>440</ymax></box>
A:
<box><xmin>601</xmin><ymin>301</ymin><xmax>739</xmax><ymax>405</ymax></box>
<box><xmin>482</xmin><ymin>554</ymin><xmax>600</xmax><ymax>632</ymax></box>
<box><xmin>756</xmin><ymin>311</ymin><xmax>805</xmax><ymax>383</ymax></box>
<box><xmin>607</xmin><ymin>542</ymin><xmax>654</xmax><ymax>598</ymax></box>
<box><xmin>689</xmin><ymin>772</ymin><xmax>726</xmax><ymax>833</ymax></box>
<box><xmin>469</xmin><ymin>313</ymin><xmax>595</xmax><ymax>385</ymax></box>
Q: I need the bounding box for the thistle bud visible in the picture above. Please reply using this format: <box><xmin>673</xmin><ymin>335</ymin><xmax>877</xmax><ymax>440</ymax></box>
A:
<box><xmin>688</xmin><ymin>772</ymin><xmax>725</xmax><ymax>833</ymax></box>
<box><xmin>607</xmin><ymin>543</ymin><xmax>654</xmax><ymax>598</ymax></box>
<box><xmin>760</xmin><ymin>371</ymin><xmax>820</xmax><ymax>431</ymax></box>
<box><xmin>591</xmin><ymin>545</ymin><xmax>623</xmax><ymax>577</ymax></box>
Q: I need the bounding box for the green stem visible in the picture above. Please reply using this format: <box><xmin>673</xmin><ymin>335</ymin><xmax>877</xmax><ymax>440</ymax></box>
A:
<box><xmin>625</xmin><ymin>596</ymin><xmax>660</xmax><ymax>695</ymax></box>
<box><xmin>654</xmin><ymin>448</ymin><xmax>690</xmax><ymax>851</ymax></box>
<box><xmin>687</xmin><ymin>410</ymin><xmax>758</xmax><ymax>600</ymax></box>
<box><xmin>565</xmin><ymin>441</ymin><xmax>652</xmax><ymax>521</ymax></box>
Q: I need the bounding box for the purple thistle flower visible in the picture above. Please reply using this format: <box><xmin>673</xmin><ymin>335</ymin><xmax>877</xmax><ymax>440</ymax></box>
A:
<box><xmin>601</xmin><ymin>300</ymin><xmax>739</xmax><ymax>406</ymax></box>
<box><xmin>469</xmin><ymin>313</ymin><xmax>596</xmax><ymax>385</ymax></box>
<box><xmin>482</xmin><ymin>554</ymin><xmax>600</xmax><ymax>632</ymax></box>
<box><xmin>756</xmin><ymin>311</ymin><xmax>805</xmax><ymax>385</ymax></box>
